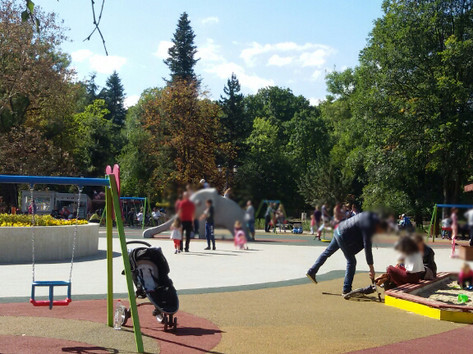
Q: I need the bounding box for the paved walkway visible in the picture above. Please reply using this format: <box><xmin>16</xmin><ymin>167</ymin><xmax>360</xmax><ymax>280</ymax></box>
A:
<box><xmin>0</xmin><ymin>228</ymin><xmax>465</xmax><ymax>300</ymax></box>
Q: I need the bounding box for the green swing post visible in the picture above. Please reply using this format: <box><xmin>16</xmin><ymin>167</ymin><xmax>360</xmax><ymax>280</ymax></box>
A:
<box><xmin>141</xmin><ymin>197</ymin><xmax>147</xmax><ymax>231</ymax></box>
<box><xmin>105</xmin><ymin>188</ymin><xmax>114</xmax><ymax>327</ymax></box>
<box><xmin>428</xmin><ymin>204</ymin><xmax>438</xmax><ymax>243</ymax></box>
<box><xmin>108</xmin><ymin>176</ymin><xmax>144</xmax><ymax>353</ymax></box>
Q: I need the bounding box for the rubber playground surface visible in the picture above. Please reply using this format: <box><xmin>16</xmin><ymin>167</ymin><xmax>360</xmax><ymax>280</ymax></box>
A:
<box><xmin>1</xmin><ymin>229</ymin><xmax>472</xmax><ymax>353</ymax></box>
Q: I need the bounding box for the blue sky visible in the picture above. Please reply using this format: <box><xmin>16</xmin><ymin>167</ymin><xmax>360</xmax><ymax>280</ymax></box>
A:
<box><xmin>39</xmin><ymin>0</ymin><xmax>383</xmax><ymax>107</ymax></box>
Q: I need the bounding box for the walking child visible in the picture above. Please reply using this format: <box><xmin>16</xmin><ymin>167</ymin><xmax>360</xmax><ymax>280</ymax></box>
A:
<box><xmin>170</xmin><ymin>218</ymin><xmax>183</xmax><ymax>254</ymax></box>
<box><xmin>234</xmin><ymin>221</ymin><xmax>248</xmax><ymax>250</ymax></box>
<box><xmin>310</xmin><ymin>214</ymin><xmax>316</xmax><ymax>235</ymax></box>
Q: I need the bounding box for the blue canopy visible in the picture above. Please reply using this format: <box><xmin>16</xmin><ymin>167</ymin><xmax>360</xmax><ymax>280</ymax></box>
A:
<box><xmin>436</xmin><ymin>204</ymin><xmax>473</xmax><ymax>209</ymax></box>
<box><xmin>0</xmin><ymin>174</ymin><xmax>109</xmax><ymax>187</ymax></box>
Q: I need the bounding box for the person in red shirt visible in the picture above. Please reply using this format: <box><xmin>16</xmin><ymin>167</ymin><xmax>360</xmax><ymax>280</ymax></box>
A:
<box><xmin>178</xmin><ymin>192</ymin><xmax>195</xmax><ymax>252</ymax></box>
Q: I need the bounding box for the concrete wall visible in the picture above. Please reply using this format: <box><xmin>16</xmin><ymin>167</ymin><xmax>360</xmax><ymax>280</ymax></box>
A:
<box><xmin>0</xmin><ymin>224</ymin><xmax>99</xmax><ymax>264</ymax></box>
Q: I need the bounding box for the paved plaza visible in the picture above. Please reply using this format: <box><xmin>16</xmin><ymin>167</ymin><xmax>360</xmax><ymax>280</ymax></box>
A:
<box><xmin>0</xmin><ymin>228</ymin><xmax>462</xmax><ymax>300</ymax></box>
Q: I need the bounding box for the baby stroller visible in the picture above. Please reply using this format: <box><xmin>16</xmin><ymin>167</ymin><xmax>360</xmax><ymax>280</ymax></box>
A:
<box><xmin>121</xmin><ymin>241</ymin><xmax>179</xmax><ymax>331</ymax></box>
<box><xmin>292</xmin><ymin>222</ymin><xmax>303</xmax><ymax>234</ymax></box>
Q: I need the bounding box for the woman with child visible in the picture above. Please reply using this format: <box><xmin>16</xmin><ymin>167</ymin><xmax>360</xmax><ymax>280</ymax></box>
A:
<box><xmin>375</xmin><ymin>235</ymin><xmax>437</xmax><ymax>289</ymax></box>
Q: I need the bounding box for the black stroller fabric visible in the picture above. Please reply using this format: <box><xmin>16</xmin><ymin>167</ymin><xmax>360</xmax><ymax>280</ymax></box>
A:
<box><xmin>128</xmin><ymin>247</ymin><xmax>179</xmax><ymax>314</ymax></box>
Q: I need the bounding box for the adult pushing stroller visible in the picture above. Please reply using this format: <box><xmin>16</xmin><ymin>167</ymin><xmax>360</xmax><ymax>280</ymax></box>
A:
<box><xmin>121</xmin><ymin>241</ymin><xmax>179</xmax><ymax>331</ymax></box>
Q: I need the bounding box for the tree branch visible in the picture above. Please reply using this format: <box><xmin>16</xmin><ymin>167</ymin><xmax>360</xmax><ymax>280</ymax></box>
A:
<box><xmin>83</xmin><ymin>0</ymin><xmax>108</xmax><ymax>56</ymax></box>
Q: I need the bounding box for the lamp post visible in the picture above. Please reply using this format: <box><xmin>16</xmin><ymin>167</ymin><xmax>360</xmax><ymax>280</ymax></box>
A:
<box><xmin>217</xmin><ymin>164</ymin><xmax>238</xmax><ymax>190</ymax></box>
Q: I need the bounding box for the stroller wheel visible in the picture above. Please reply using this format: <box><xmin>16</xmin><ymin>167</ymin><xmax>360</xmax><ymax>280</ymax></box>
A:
<box><xmin>156</xmin><ymin>312</ymin><xmax>165</xmax><ymax>323</ymax></box>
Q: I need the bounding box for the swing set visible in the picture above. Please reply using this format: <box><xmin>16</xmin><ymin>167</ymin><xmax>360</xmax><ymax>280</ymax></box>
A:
<box><xmin>428</xmin><ymin>203</ymin><xmax>473</xmax><ymax>242</ymax></box>
<box><xmin>0</xmin><ymin>167</ymin><xmax>145</xmax><ymax>353</ymax></box>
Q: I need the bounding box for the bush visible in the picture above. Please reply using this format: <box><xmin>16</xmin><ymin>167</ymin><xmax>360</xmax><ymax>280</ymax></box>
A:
<box><xmin>0</xmin><ymin>214</ymin><xmax>88</xmax><ymax>227</ymax></box>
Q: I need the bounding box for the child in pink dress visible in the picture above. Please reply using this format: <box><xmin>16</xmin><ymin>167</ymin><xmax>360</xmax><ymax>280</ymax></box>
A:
<box><xmin>310</xmin><ymin>214</ymin><xmax>316</xmax><ymax>235</ymax></box>
<box><xmin>234</xmin><ymin>221</ymin><xmax>248</xmax><ymax>250</ymax></box>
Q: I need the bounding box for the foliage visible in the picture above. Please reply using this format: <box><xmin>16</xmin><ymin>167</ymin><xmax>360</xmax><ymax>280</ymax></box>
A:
<box><xmin>0</xmin><ymin>126</ymin><xmax>75</xmax><ymax>176</ymax></box>
<box><xmin>119</xmin><ymin>91</ymin><xmax>158</xmax><ymax>198</ymax></box>
<box><xmin>164</xmin><ymin>12</ymin><xmax>199</xmax><ymax>84</ymax></box>
<box><xmin>0</xmin><ymin>213</ymin><xmax>88</xmax><ymax>227</ymax></box>
<box><xmin>0</xmin><ymin>0</ymin><xmax>75</xmax><ymax>135</ymax></box>
<box><xmin>141</xmin><ymin>80</ymin><xmax>221</xmax><ymax>194</ymax></box>
<box><xmin>71</xmin><ymin>99</ymin><xmax>115</xmax><ymax>176</ymax></box>
<box><xmin>100</xmin><ymin>71</ymin><xmax>127</xmax><ymax>126</ymax></box>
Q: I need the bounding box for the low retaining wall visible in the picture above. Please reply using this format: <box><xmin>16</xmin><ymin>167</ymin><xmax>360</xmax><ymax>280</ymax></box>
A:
<box><xmin>0</xmin><ymin>224</ymin><xmax>99</xmax><ymax>263</ymax></box>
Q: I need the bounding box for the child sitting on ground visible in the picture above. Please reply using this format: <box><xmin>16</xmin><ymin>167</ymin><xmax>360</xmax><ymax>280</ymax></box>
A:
<box><xmin>375</xmin><ymin>236</ymin><xmax>425</xmax><ymax>289</ymax></box>
<box><xmin>170</xmin><ymin>218</ymin><xmax>182</xmax><ymax>254</ymax></box>
<box><xmin>459</xmin><ymin>263</ymin><xmax>473</xmax><ymax>290</ymax></box>
<box><xmin>234</xmin><ymin>221</ymin><xmax>248</xmax><ymax>250</ymax></box>
<box><xmin>413</xmin><ymin>234</ymin><xmax>437</xmax><ymax>279</ymax></box>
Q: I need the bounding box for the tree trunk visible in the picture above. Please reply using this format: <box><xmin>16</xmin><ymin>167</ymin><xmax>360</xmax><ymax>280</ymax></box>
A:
<box><xmin>442</xmin><ymin>177</ymin><xmax>448</xmax><ymax>219</ymax></box>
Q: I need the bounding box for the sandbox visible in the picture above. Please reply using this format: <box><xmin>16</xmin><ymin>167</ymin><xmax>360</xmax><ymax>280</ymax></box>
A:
<box><xmin>0</xmin><ymin>224</ymin><xmax>99</xmax><ymax>263</ymax></box>
<box><xmin>385</xmin><ymin>272</ymin><xmax>473</xmax><ymax>323</ymax></box>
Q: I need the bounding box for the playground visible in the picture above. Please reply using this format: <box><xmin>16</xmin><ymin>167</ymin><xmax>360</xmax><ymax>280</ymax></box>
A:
<box><xmin>2</xmin><ymin>217</ymin><xmax>473</xmax><ymax>353</ymax></box>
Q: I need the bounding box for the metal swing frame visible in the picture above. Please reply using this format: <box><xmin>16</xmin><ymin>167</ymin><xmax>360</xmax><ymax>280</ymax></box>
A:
<box><xmin>28</xmin><ymin>185</ymin><xmax>82</xmax><ymax>309</ymax></box>
<box><xmin>0</xmin><ymin>172</ymin><xmax>145</xmax><ymax>353</ymax></box>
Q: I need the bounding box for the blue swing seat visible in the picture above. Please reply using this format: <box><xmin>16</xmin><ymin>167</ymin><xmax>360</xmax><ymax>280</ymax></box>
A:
<box><xmin>30</xmin><ymin>280</ymin><xmax>72</xmax><ymax>310</ymax></box>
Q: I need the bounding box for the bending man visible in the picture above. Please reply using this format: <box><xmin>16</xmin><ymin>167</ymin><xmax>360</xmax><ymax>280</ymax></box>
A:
<box><xmin>306</xmin><ymin>211</ymin><xmax>387</xmax><ymax>298</ymax></box>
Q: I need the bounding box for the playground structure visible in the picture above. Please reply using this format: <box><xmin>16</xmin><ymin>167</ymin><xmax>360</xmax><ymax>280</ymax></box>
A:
<box><xmin>121</xmin><ymin>196</ymin><xmax>153</xmax><ymax>230</ymax></box>
<box><xmin>428</xmin><ymin>203</ymin><xmax>473</xmax><ymax>243</ymax></box>
<box><xmin>0</xmin><ymin>167</ymin><xmax>146</xmax><ymax>353</ymax></box>
<box><xmin>143</xmin><ymin>188</ymin><xmax>248</xmax><ymax>238</ymax></box>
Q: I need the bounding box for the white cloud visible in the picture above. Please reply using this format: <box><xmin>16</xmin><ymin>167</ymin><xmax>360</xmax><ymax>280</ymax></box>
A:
<box><xmin>267</xmin><ymin>54</ymin><xmax>294</xmax><ymax>67</ymax></box>
<box><xmin>309</xmin><ymin>97</ymin><xmax>323</xmax><ymax>106</ymax></box>
<box><xmin>153</xmin><ymin>41</ymin><xmax>173</xmax><ymax>59</ymax></box>
<box><xmin>202</xmin><ymin>16</ymin><xmax>219</xmax><ymax>25</ymax></box>
<box><xmin>311</xmin><ymin>70</ymin><xmax>323</xmax><ymax>81</ymax></box>
<box><xmin>89</xmin><ymin>55</ymin><xmax>127</xmax><ymax>74</ymax></box>
<box><xmin>197</xmin><ymin>38</ymin><xmax>225</xmax><ymax>62</ymax></box>
<box><xmin>241</xmin><ymin>41</ymin><xmax>334</xmax><ymax>67</ymax></box>
<box><xmin>71</xmin><ymin>49</ymin><xmax>127</xmax><ymax>74</ymax></box>
<box><xmin>205</xmin><ymin>62</ymin><xmax>273</xmax><ymax>93</ymax></box>
<box><xmin>71</xmin><ymin>49</ymin><xmax>93</xmax><ymax>62</ymax></box>
<box><xmin>124</xmin><ymin>95</ymin><xmax>140</xmax><ymax>108</ymax></box>
<box><xmin>197</xmin><ymin>38</ymin><xmax>273</xmax><ymax>93</ymax></box>
<box><xmin>300</xmin><ymin>49</ymin><xmax>331</xmax><ymax>67</ymax></box>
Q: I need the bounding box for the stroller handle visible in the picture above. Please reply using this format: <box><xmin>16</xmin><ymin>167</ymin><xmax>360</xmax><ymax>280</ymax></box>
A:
<box><xmin>126</xmin><ymin>240</ymin><xmax>152</xmax><ymax>247</ymax></box>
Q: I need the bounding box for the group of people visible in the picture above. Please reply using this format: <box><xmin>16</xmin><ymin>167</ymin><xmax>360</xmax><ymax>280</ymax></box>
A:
<box><xmin>264</xmin><ymin>203</ymin><xmax>286</xmax><ymax>233</ymax></box>
<box><xmin>310</xmin><ymin>203</ymin><xmax>359</xmax><ymax>239</ymax></box>
<box><xmin>125</xmin><ymin>207</ymin><xmax>167</xmax><ymax>227</ymax></box>
<box><xmin>169</xmin><ymin>190</ymin><xmax>251</xmax><ymax>254</ymax></box>
<box><xmin>306</xmin><ymin>210</ymin><xmax>439</xmax><ymax>298</ymax></box>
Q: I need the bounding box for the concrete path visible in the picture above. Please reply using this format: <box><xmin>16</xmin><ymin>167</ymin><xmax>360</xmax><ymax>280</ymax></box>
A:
<box><xmin>0</xmin><ymin>228</ymin><xmax>466</xmax><ymax>299</ymax></box>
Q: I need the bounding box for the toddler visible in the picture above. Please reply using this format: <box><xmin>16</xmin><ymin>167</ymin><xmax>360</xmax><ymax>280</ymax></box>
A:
<box><xmin>234</xmin><ymin>221</ymin><xmax>248</xmax><ymax>250</ymax></box>
<box><xmin>170</xmin><ymin>218</ymin><xmax>183</xmax><ymax>254</ymax></box>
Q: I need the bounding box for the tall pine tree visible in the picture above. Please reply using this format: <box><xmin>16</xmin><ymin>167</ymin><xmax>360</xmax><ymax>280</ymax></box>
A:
<box><xmin>164</xmin><ymin>12</ymin><xmax>199</xmax><ymax>84</ymax></box>
<box><xmin>100</xmin><ymin>71</ymin><xmax>127</xmax><ymax>126</ymax></box>
<box><xmin>219</xmin><ymin>73</ymin><xmax>249</xmax><ymax>161</ymax></box>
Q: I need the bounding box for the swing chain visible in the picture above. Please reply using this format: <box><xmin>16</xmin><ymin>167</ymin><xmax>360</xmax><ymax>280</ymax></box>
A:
<box><xmin>69</xmin><ymin>186</ymin><xmax>82</xmax><ymax>282</ymax></box>
<box><xmin>30</xmin><ymin>186</ymin><xmax>36</xmax><ymax>282</ymax></box>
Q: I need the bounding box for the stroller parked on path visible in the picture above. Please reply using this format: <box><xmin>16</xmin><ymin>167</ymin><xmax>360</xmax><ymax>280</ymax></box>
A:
<box><xmin>121</xmin><ymin>241</ymin><xmax>179</xmax><ymax>331</ymax></box>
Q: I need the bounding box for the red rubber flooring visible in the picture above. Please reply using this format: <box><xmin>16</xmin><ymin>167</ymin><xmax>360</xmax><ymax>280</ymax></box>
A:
<box><xmin>0</xmin><ymin>299</ymin><xmax>222</xmax><ymax>354</ymax></box>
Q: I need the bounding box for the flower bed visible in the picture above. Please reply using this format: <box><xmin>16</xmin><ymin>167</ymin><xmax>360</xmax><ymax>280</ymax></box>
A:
<box><xmin>0</xmin><ymin>214</ymin><xmax>88</xmax><ymax>227</ymax></box>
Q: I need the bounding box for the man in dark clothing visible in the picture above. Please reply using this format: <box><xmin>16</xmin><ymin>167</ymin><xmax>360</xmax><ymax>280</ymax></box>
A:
<box><xmin>306</xmin><ymin>212</ymin><xmax>387</xmax><ymax>297</ymax></box>
<box><xmin>201</xmin><ymin>199</ymin><xmax>215</xmax><ymax>250</ymax></box>
<box><xmin>264</xmin><ymin>204</ymin><xmax>273</xmax><ymax>232</ymax></box>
